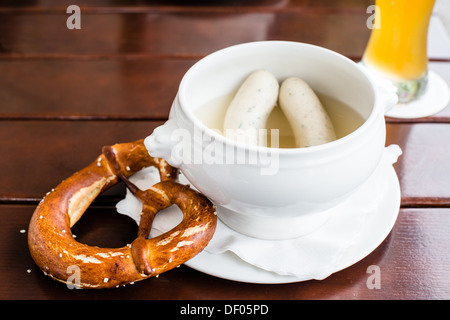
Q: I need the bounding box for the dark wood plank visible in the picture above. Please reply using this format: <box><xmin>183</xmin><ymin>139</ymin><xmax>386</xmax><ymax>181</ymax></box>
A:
<box><xmin>0</xmin><ymin>59</ymin><xmax>191</xmax><ymax>120</ymax></box>
<box><xmin>0</xmin><ymin>11</ymin><xmax>370</xmax><ymax>58</ymax></box>
<box><xmin>1</xmin><ymin>61</ymin><xmax>448</xmax><ymax>122</ymax></box>
<box><xmin>0</xmin><ymin>120</ymin><xmax>163</xmax><ymax>202</ymax></box>
<box><xmin>3</xmin><ymin>205</ymin><xmax>449</xmax><ymax>299</ymax></box>
<box><xmin>2</xmin><ymin>120</ymin><xmax>449</xmax><ymax>206</ymax></box>
<box><xmin>387</xmin><ymin>123</ymin><xmax>450</xmax><ymax>207</ymax></box>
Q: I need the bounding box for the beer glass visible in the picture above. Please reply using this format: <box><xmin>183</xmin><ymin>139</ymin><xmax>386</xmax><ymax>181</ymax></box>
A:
<box><xmin>362</xmin><ymin>0</ymin><xmax>435</xmax><ymax>103</ymax></box>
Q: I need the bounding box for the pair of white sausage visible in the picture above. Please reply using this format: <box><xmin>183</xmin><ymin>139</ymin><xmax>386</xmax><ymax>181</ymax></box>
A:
<box><xmin>223</xmin><ymin>70</ymin><xmax>336</xmax><ymax>148</ymax></box>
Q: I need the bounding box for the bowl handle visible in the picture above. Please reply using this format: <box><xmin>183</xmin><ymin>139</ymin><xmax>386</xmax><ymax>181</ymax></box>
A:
<box><xmin>144</xmin><ymin>118</ymin><xmax>186</xmax><ymax>168</ymax></box>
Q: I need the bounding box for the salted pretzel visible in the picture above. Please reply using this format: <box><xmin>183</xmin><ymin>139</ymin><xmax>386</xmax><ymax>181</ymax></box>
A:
<box><xmin>28</xmin><ymin>139</ymin><xmax>217</xmax><ymax>289</ymax></box>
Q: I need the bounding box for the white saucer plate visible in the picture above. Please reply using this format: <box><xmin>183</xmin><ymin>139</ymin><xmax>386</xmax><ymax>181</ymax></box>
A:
<box><xmin>184</xmin><ymin>166</ymin><xmax>401</xmax><ymax>284</ymax></box>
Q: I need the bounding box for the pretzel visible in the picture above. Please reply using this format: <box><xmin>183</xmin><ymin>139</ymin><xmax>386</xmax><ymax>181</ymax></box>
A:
<box><xmin>28</xmin><ymin>139</ymin><xmax>217</xmax><ymax>289</ymax></box>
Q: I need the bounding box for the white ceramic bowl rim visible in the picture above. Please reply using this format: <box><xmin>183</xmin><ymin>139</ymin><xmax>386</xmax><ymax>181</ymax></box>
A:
<box><xmin>178</xmin><ymin>40</ymin><xmax>380</xmax><ymax>155</ymax></box>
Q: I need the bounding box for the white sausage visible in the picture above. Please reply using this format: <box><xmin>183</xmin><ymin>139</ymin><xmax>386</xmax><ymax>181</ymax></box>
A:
<box><xmin>223</xmin><ymin>70</ymin><xmax>279</xmax><ymax>146</ymax></box>
<box><xmin>278</xmin><ymin>77</ymin><xmax>336</xmax><ymax>148</ymax></box>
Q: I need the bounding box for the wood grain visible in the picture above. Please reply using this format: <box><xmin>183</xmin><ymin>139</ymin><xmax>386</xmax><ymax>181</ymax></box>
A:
<box><xmin>0</xmin><ymin>11</ymin><xmax>369</xmax><ymax>58</ymax></box>
<box><xmin>0</xmin><ymin>121</ymin><xmax>163</xmax><ymax>202</ymax></box>
<box><xmin>2</xmin><ymin>205</ymin><xmax>449</xmax><ymax>299</ymax></box>
<box><xmin>0</xmin><ymin>59</ymin><xmax>190</xmax><ymax>120</ymax></box>
<box><xmin>387</xmin><ymin>123</ymin><xmax>450</xmax><ymax>206</ymax></box>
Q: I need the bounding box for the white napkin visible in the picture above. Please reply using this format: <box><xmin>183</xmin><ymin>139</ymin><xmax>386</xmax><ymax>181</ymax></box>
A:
<box><xmin>116</xmin><ymin>145</ymin><xmax>402</xmax><ymax>280</ymax></box>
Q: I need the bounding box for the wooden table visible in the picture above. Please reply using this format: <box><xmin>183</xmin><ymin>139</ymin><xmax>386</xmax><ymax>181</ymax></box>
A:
<box><xmin>1</xmin><ymin>0</ymin><xmax>450</xmax><ymax>302</ymax></box>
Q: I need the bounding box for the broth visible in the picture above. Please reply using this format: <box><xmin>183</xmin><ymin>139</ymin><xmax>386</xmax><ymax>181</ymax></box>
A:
<box><xmin>194</xmin><ymin>92</ymin><xmax>365</xmax><ymax>148</ymax></box>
